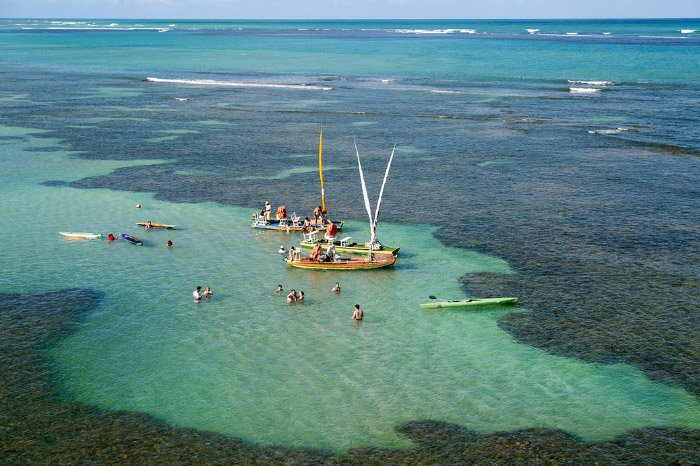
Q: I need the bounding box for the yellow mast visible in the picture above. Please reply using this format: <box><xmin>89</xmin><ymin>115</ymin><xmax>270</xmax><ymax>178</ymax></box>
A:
<box><xmin>319</xmin><ymin>126</ymin><xmax>326</xmax><ymax>214</ymax></box>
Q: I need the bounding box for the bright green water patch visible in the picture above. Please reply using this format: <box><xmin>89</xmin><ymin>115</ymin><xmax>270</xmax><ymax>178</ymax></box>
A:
<box><xmin>1</xmin><ymin>130</ymin><xmax>699</xmax><ymax>452</ymax></box>
<box><xmin>237</xmin><ymin>165</ymin><xmax>350</xmax><ymax>180</ymax></box>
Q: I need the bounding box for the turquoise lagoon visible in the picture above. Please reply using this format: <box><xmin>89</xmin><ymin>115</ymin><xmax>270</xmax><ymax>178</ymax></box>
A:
<box><xmin>1</xmin><ymin>125</ymin><xmax>698</xmax><ymax>451</ymax></box>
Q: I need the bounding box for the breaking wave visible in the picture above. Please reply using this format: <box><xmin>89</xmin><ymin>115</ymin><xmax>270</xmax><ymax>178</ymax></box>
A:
<box><xmin>568</xmin><ymin>80</ymin><xmax>616</xmax><ymax>86</ymax></box>
<box><xmin>146</xmin><ymin>77</ymin><xmax>333</xmax><ymax>91</ymax></box>
<box><xmin>569</xmin><ymin>87</ymin><xmax>602</xmax><ymax>94</ymax></box>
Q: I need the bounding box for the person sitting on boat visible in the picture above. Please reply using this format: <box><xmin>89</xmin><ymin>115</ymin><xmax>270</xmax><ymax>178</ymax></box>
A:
<box><xmin>264</xmin><ymin>201</ymin><xmax>272</xmax><ymax>221</ymax></box>
<box><xmin>324</xmin><ymin>244</ymin><xmax>337</xmax><ymax>262</ymax></box>
<box><xmin>325</xmin><ymin>222</ymin><xmax>338</xmax><ymax>240</ymax></box>
<box><xmin>313</xmin><ymin>206</ymin><xmax>322</xmax><ymax>225</ymax></box>
<box><xmin>287</xmin><ymin>289</ymin><xmax>297</xmax><ymax>303</ymax></box>
<box><xmin>332</xmin><ymin>282</ymin><xmax>340</xmax><ymax>293</ymax></box>
<box><xmin>302</xmin><ymin>217</ymin><xmax>312</xmax><ymax>232</ymax></box>
<box><xmin>310</xmin><ymin>243</ymin><xmax>323</xmax><ymax>261</ymax></box>
<box><xmin>288</xmin><ymin>246</ymin><xmax>300</xmax><ymax>261</ymax></box>
<box><xmin>276</xmin><ymin>204</ymin><xmax>287</xmax><ymax>220</ymax></box>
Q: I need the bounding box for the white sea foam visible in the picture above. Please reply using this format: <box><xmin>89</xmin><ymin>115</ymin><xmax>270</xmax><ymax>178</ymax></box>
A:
<box><xmin>146</xmin><ymin>77</ymin><xmax>333</xmax><ymax>91</ymax></box>
<box><xmin>28</xmin><ymin>27</ymin><xmax>171</xmax><ymax>32</ymax></box>
<box><xmin>566</xmin><ymin>32</ymin><xmax>578</xmax><ymax>35</ymax></box>
<box><xmin>587</xmin><ymin>127</ymin><xmax>633</xmax><ymax>135</ymax></box>
<box><xmin>680</xmin><ymin>29</ymin><xmax>697</xmax><ymax>34</ymax></box>
<box><xmin>175</xmin><ymin>97</ymin><xmax>190</xmax><ymax>101</ymax></box>
<box><xmin>603</xmin><ymin>32</ymin><xmax>612</xmax><ymax>35</ymax></box>
<box><xmin>526</xmin><ymin>29</ymin><xmax>539</xmax><ymax>34</ymax></box>
<box><xmin>568</xmin><ymin>80</ymin><xmax>615</xmax><ymax>86</ymax></box>
<box><xmin>394</xmin><ymin>28</ymin><xmax>477</xmax><ymax>35</ymax></box>
<box><xmin>569</xmin><ymin>87</ymin><xmax>601</xmax><ymax>94</ymax></box>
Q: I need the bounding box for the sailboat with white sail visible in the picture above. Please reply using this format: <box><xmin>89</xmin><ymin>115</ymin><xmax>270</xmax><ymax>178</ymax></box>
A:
<box><xmin>285</xmin><ymin>141</ymin><xmax>398</xmax><ymax>270</ymax></box>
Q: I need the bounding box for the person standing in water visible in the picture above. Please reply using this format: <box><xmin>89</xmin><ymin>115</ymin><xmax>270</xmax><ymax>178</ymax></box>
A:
<box><xmin>332</xmin><ymin>282</ymin><xmax>340</xmax><ymax>293</ymax></box>
<box><xmin>352</xmin><ymin>304</ymin><xmax>363</xmax><ymax>321</ymax></box>
<box><xmin>193</xmin><ymin>286</ymin><xmax>203</xmax><ymax>300</ymax></box>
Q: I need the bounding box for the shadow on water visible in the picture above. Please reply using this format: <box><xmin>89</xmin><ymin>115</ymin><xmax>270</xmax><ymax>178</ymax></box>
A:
<box><xmin>2</xmin><ymin>289</ymin><xmax>699</xmax><ymax>464</ymax></box>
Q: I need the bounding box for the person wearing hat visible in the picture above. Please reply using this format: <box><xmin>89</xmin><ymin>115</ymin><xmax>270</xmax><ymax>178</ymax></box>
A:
<box><xmin>264</xmin><ymin>201</ymin><xmax>272</xmax><ymax>221</ymax></box>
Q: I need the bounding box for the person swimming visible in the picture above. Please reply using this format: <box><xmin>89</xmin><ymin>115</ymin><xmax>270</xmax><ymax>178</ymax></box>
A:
<box><xmin>332</xmin><ymin>282</ymin><xmax>340</xmax><ymax>293</ymax></box>
<box><xmin>287</xmin><ymin>289</ymin><xmax>297</xmax><ymax>302</ymax></box>
<box><xmin>276</xmin><ymin>284</ymin><xmax>283</xmax><ymax>293</ymax></box>
<box><xmin>298</xmin><ymin>291</ymin><xmax>305</xmax><ymax>301</ymax></box>
<box><xmin>203</xmin><ymin>287</ymin><xmax>213</xmax><ymax>297</ymax></box>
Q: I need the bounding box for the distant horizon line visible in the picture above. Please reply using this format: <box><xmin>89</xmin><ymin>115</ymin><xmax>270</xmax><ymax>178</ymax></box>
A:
<box><xmin>3</xmin><ymin>17</ymin><xmax>700</xmax><ymax>21</ymax></box>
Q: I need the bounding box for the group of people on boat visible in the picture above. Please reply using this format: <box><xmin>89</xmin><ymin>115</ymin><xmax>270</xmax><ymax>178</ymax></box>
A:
<box><xmin>309</xmin><ymin>243</ymin><xmax>337</xmax><ymax>262</ymax></box>
<box><xmin>258</xmin><ymin>201</ymin><xmax>332</xmax><ymax>228</ymax></box>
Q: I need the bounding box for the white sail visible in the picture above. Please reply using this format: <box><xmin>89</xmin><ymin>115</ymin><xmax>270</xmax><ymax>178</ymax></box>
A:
<box><xmin>373</xmin><ymin>143</ymin><xmax>396</xmax><ymax>232</ymax></box>
<box><xmin>354</xmin><ymin>141</ymin><xmax>375</xmax><ymax>232</ymax></box>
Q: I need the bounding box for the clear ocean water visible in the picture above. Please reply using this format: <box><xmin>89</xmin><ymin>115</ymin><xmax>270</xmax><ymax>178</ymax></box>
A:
<box><xmin>0</xmin><ymin>18</ymin><xmax>699</xmax><ymax>461</ymax></box>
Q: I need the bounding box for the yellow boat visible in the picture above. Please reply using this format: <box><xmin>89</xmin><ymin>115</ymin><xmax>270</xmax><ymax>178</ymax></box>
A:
<box><xmin>136</xmin><ymin>222</ymin><xmax>176</xmax><ymax>229</ymax></box>
<box><xmin>285</xmin><ymin>253</ymin><xmax>396</xmax><ymax>270</ymax></box>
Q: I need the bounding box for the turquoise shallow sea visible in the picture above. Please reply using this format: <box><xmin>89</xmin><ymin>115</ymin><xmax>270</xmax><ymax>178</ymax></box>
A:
<box><xmin>0</xmin><ymin>18</ymin><xmax>699</xmax><ymax>462</ymax></box>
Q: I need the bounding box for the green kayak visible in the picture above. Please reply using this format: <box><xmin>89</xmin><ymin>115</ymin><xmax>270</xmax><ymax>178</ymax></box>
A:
<box><xmin>420</xmin><ymin>297</ymin><xmax>518</xmax><ymax>309</ymax></box>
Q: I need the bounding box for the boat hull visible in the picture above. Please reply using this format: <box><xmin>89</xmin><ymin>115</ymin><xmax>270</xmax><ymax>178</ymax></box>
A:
<box><xmin>299</xmin><ymin>239</ymin><xmax>399</xmax><ymax>256</ymax></box>
<box><xmin>285</xmin><ymin>254</ymin><xmax>396</xmax><ymax>270</ymax></box>
<box><xmin>420</xmin><ymin>297</ymin><xmax>518</xmax><ymax>309</ymax></box>
<box><xmin>136</xmin><ymin>222</ymin><xmax>176</xmax><ymax>229</ymax></box>
<box><xmin>253</xmin><ymin>220</ymin><xmax>344</xmax><ymax>232</ymax></box>
<box><xmin>121</xmin><ymin>234</ymin><xmax>143</xmax><ymax>245</ymax></box>
<box><xmin>59</xmin><ymin>232</ymin><xmax>102</xmax><ymax>239</ymax></box>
